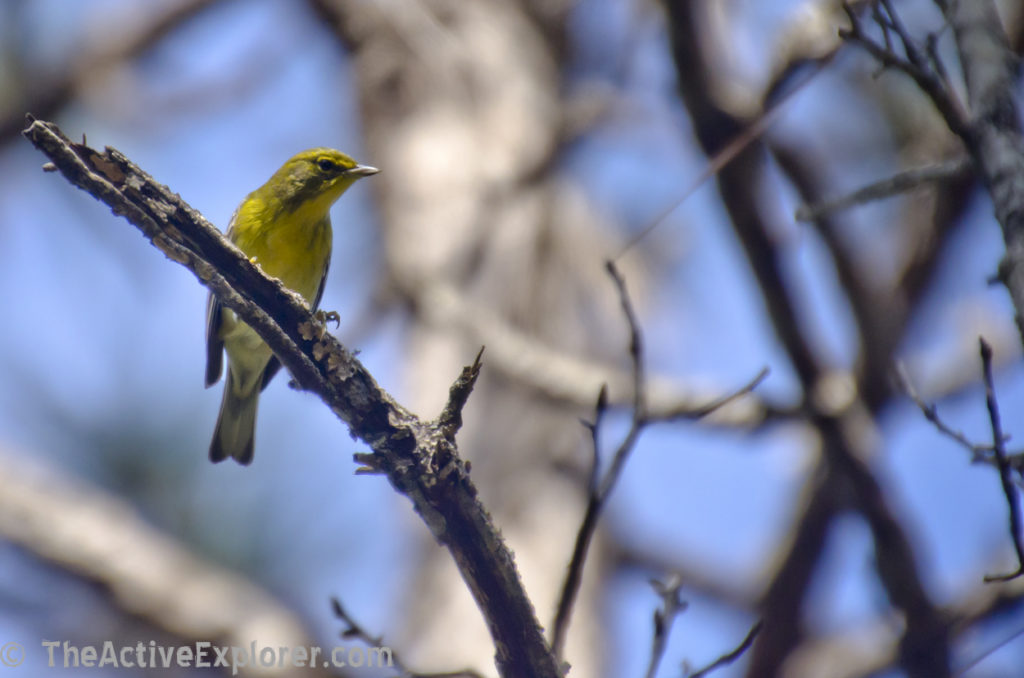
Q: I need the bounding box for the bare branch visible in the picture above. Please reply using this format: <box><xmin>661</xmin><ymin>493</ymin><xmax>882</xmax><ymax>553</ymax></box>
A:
<box><xmin>795</xmin><ymin>158</ymin><xmax>972</xmax><ymax>222</ymax></box>
<box><xmin>645</xmin><ymin>367</ymin><xmax>770</xmax><ymax>424</ymax></box>
<box><xmin>897</xmin><ymin>359</ymin><xmax>1024</xmax><ymax>493</ymax></box>
<box><xmin>550</xmin><ymin>261</ymin><xmax>647</xmax><ymax>660</ymax></box>
<box><xmin>612</xmin><ymin>52</ymin><xmax>834</xmax><ymax>260</ymax></box>
<box><xmin>896</xmin><ymin>362</ymin><xmax>996</xmax><ymax>461</ymax></box>
<box><xmin>23</xmin><ymin>118</ymin><xmax>560</xmax><ymax>678</ymax></box>
<box><xmin>687</xmin><ymin>621</ymin><xmax>763</xmax><ymax>678</ymax></box>
<box><xmin>645</xmin><ymin>576</ymin><xmax>687</xmax><ymax>678</ymax></box>
<box><xmin>839</xmin><ymin>2</ymin><xmax>970</xmax><ymax>137</ymax></box>
<box><xmin>550</xmin><ymin>260</ymin><xmax>766</xmax><ymax>660</ymax></box>
<box><xmin>979</xmin><ymin>338</ymin><xmax>1024</xmax><ymax>582</ymax></box>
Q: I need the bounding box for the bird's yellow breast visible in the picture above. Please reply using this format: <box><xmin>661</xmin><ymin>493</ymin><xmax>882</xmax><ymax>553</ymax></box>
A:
<box><xmin>229</xmin><ymin>195</ymin><xmax>332</xmax><ymax>304</ymax></box>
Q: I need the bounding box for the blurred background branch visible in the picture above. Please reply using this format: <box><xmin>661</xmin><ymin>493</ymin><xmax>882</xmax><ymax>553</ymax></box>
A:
<box><xmin>0</xmin><ymin>445</ymin><xmax>330</xmax><ymax>677</ymax></box>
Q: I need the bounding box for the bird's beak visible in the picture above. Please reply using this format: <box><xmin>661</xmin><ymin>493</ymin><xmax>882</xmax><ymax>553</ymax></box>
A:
<box><xmin>349</xmin><ymin>164</ymin><xmax>380</xmax><ymax>177</ymax></box>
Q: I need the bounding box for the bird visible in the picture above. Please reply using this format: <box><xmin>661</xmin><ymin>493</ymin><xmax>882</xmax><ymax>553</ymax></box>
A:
<box><xmin>205</xmin><ymin>148</ymin><xmax>378</xmax><ymax>464</ymax></box>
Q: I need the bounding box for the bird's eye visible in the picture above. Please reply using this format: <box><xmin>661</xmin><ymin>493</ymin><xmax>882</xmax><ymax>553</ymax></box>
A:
<box><xmin>317</xmin><ymin>158</ymin><xmax>338</xmax><ymax>173</ymax></box>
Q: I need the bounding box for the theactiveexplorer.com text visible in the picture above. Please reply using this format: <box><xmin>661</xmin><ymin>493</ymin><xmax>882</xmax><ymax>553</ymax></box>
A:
<box><xmin>41</xmin><ymin>640</ymin><xmax>393</xmax><ymax>675</ymax></box>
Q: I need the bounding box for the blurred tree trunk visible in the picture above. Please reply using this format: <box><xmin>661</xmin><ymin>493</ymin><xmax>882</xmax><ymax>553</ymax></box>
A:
<box><xmin>314</xmin><ymin>0</ymin><xmax>633</xmax><ymax>674</ymax></box>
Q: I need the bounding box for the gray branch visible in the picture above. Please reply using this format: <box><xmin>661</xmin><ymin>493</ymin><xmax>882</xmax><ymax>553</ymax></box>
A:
<box><xmin>940</xmin><ymin>0</ymin><xmax>1024</xmax><ymax>348</ymax></box>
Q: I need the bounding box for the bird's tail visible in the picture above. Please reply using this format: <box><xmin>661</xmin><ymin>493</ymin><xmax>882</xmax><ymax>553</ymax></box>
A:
<box><xmin>209</xmin><ymin>370</ymin><xmax>258</xmax><ymax>465</ymax></box>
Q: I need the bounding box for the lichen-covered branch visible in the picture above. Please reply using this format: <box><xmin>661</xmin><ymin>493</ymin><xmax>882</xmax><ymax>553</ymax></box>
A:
<box><xmin>22</xmin><ymin>117</ymin><xmax>560</xmax><ymax>678</ymax></box>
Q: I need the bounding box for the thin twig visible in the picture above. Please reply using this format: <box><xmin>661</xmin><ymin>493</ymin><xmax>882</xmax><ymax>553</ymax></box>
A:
<box><xmin>795</xmin><ymin>158</ymin><xmax>972</xmax><ymax>222</ymax></box>
<box><xmin>585</xmin><ymin>384</ymin><xmax>609</xmax><ymax>495</ymax></box>
<box><xmin>599</xmin><ymin>261</ymin><xmax>647</xmax><ymax>498</ymax></box>
<box><xmin>872</xmin><ymin>2</ymin><xmax>894</xmax><ymax>52</ymax></box>
<box><xmin>880</xmin><ymin>0</ymin><xmax>928</xmax><ymax>71</ymax></box>
<box><xmin>646</xmin><ymin>367</ymin><xmax>769</xmax><ymax>423</ymax></box>
<box><xmin>925</xmin><ymin>29</ymin><xmax>955</xmax><ymax>97</ymax></box>
<box><xmin>839</xmin><ymin>1</ymin><xmax>970</xmax><ymax>136</ymax></box>
<box><xmin>687</xmin><ymin>620</ymin><xmax>763</xmax><ymax>678</ymax></box>
<box><xmin>895</xmin><ymin>362</ymin><xmax>995</xmax><ymax>462</ymax></box>
<box><xmin>612</xmin><ymin>47</ymin><xmax>836</xmax><ymax>260</ymax></box>
<box><xmin>437</xmin><ymin>346</ymin><xmax>485</xmax><ymax>437</ymax></box>
<box><xmin>644</xmin><ymin>576</ymin><xmax>687</xmax><ymax>678</ymax></box>
<box><xmin>551</xmin><ymin>261</ymin><xmax>646</xmax><ymax>660</ymax></box>
<box><xmin>979</xmin><ymin>338</ymin><xmax>1024</xmax><ymax>583</ymax></box>
<box><xmin>550</xmin><ymin>261</ymin><xmax>767</xmax><ymax>660</ymax></box>
<box><xmin>550</xmin><ymin>263</ymin><xmax>644</xmax><ymax>660</ymax></box>
<box><xmin>331</xmin><ymin>598</ymin><xmax>484</xmax><ymax>678</ymax></box>
<box><xmin>332</xmin><ymin>596</ymin><xmax>385</xmax><ymax>647</ymax></box>
<box><xmin>550</xmin><ymin>478</ymin><xmax>600</xmax><ymax>661</ymax></box>
<box><xmin>896</xmin><ymin>363</ymin><xmax>1024</xmax><ymax>482</ymax></box>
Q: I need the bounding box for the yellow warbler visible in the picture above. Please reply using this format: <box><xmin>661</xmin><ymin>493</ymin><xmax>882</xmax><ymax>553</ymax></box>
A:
<box><xmin>205</xmin><ymin>148</ymin><xmax>378</xmax><ymax>464</ymax></box>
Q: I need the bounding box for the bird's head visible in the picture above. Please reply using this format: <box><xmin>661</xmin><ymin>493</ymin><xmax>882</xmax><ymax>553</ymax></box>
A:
<box><xmin>263</xmin><ymin>148</ymin><xmax>378</xmax><ymax>215</ymax></box>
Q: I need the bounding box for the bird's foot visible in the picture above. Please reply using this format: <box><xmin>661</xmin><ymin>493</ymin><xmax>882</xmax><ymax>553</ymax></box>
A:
<box><xmin>315</xmin><ymin>310</ymin><xmax>341</xmax><ymax>327</ymax></box>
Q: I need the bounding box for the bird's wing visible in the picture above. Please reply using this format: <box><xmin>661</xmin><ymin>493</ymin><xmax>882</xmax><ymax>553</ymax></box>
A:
<box><xmin>312</xmin><ymin>238</ymin><xmax>331</xmax><ymax>312</ymax></box>
<box><xmin>206</xmin><ymin>208</ymin><xmax>246</xmax><ymax>388</ymax></box>
<box><xmin>205</xmin><ymin>291</ymin><xmax>224</xmax><ymax>387</ymax></box>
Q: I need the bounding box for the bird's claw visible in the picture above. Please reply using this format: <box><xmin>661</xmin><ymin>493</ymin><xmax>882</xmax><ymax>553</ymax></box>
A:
<box><xmin>315</xmin><ymin>310</ymin><xmax>341</xmax><ymax>327</ymax></box>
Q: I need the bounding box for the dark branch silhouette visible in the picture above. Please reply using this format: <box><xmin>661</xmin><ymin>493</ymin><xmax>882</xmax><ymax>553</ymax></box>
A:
<box><xmin>550</xmin><ymin>261</ymin><xmax>767</xmax><ymax>660</ymax></box>
<box><xmin>979</xmin><ymin>338</ymin><xmax>1024</xmax><ymax>583</ymax></box>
